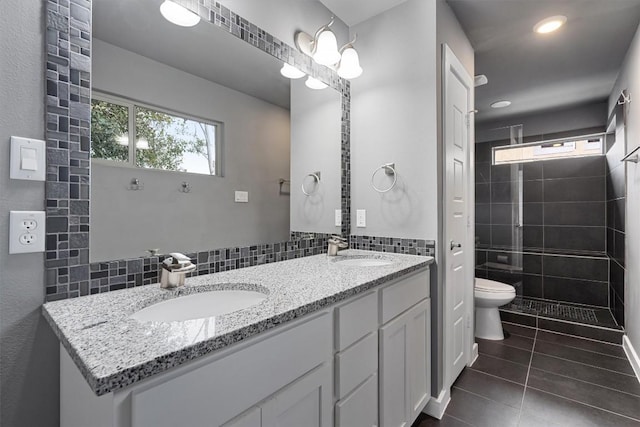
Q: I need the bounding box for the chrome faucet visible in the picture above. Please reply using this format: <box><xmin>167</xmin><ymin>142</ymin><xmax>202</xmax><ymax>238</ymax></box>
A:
<box><xmin>160</xmin><ymin>253</ymin><xmax>197</xmax><ymax>289</ymax></box>
<box><xmin>327</xmin><ymin>235</ymin><xmax>349</xmax><ymax>256</ymax></box>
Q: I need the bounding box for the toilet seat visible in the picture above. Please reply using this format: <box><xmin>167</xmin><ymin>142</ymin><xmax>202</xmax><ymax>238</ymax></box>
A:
<box><xmin>475</xmin><ymin>278</ymin><xmax>514</xmax><ymax>294</ymax></box>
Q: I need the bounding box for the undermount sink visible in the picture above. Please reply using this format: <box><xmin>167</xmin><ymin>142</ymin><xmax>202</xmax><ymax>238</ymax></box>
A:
<box><xmin>333</xmin><ymin>257</ymin><xmax>394</xmax><ymax>267</ymax></box>
<box><xmin>131</xmin><ymin>289</ymin><xmax>268</xmax><ymax>322</ymax></box>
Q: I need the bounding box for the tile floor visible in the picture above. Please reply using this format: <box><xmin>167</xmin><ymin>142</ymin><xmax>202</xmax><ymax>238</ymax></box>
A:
<box><xmin>413</xmin><ymin>322</ymin><xmax>640</xmax><ymax>427</ymax></box>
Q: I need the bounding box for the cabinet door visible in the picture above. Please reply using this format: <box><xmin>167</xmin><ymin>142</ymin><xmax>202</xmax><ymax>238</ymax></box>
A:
<box><xmin>261</xmin><ymin>363</ymin><xmax>332</xmax><ymax>427</ymax></box>
<box><xmin>408</xmin><ymin>299</ymin><xmax>430</xmax><ymax>422</ymax></box>
<box><xmin>379</xmin><ymin>312</ymin><xmax>410</xmax><ymax>427</ymax></box>
<box><xmin>379</xmin><ymin>299</ymin><xmax>431</xmax><ymax>427</ymax></box>
<box><xmin>222</xmin><ymin>407</ymin><xmax>261</xmax><ymax>427</ymax></box>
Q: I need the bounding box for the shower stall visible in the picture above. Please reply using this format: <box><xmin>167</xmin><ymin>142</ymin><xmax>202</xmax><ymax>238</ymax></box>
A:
<box><xmin>475</xmin><ymin>124</ymin><xmax>623</xmax><ymax>340</ymax></box>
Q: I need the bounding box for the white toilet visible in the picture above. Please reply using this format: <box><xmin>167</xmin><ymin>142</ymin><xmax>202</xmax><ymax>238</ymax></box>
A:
<box><xmin>474</xmin><ymin>278</ymin><xmax>516</xmax><ymax>340</ymax></box>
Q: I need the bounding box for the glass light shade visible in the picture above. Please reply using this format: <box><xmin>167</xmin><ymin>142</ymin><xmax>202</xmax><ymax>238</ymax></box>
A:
<box><xmin>136</xmin><ymin>138</ymin><xmax>149</xmax><ymax>150</ymax></box>
<box><xmin>337</xmin><ymin>47</ymin><xmax>363</xmax><ymax>79</ymax></box>
<box><xmin>533</xmin><ymin>15</ymin><xmax>567</xmax><ymax>34</ymax></box>
<box><xmin>312</xmin><ymin>30</ymin><xmax>341</xmax><ymax>66</ymax></box>
<box><xmin>160</xmin><ymin>0</ymin><xmax>201</xmax><ymax>27</ymax></box>
<box><xmin>116</xmin><ymin>134</ymin><xmax>129</xmax><ymax>146</ymax></box>
<box><xmin>305</xmin><ymin>76</ymin><xmax>328</xmax><ymax>90</ymax></box>
<box><xmin>280</xmin><ymin>63</ymin><xmax>305</xmax><ymax>79</ymax></box>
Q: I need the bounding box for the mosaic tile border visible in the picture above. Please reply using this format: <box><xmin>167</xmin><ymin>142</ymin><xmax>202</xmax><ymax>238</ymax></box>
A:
<box><xmin>82</xmin><ymin>235</ymin><xmax>331</xmax><ymax>297</ymax></box>
<box><xmin>349</xmin><ymin>235</ymin><xmax>436</xmax><ymax>257</ymax></box>
<box><xmin>44</xmin><ymin>0</ymin><xmax>351</xmax><ymax>301</ymax></box>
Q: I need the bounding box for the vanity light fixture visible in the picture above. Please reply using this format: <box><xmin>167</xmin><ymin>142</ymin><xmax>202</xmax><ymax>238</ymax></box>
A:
<box><xmin>305</xmin><ymin>76</ymin><xmax>328</xmax><ymax>90</ymax></box>
<box><xmin>295</xmin><ymin>18</ymin><xmax>363</xmax><ymax>79</ymax></box>
<box><xmin>491</xmin><ymin>100</ymin><xmax>511</xmax><ymax>109</ymax></box>
<box><xmin>160</xmin><ymin>0</ymin><xmax>201</xmax><ymax>27</ymax></box>
<box><xmin>116</xmin><ymin>133</ymin><xmax>129</xmax><ymax>146</ymax></box>
<box><xmin>533</xmin><ymin>15</ymin><xmax>567</xmax><ymax>34</ymax></box>
<box><xmin>337</xmin><ymin>35</ymin><xmax>363</xmax><ymax>79</ymax></box>
<box><xmin>136</xmin><ymin>138</ymin><xmax>150</xmax><ymax>150</ymax></box>
<box><xmin>280</xmin><ymin>63</ymin><xmax>306</xmax><ymax>79</ymax></box>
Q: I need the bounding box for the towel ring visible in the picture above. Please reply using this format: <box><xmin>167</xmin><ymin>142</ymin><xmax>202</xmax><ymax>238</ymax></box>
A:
<box><xmin>301</xmin><ymin>171</ymin><xmax>321</xmax><ymax>196</ymax></box>
<box><xmin>371</xmin><ymin>163</ymin><xmax>397</xmax><ymax>193</ymax></box>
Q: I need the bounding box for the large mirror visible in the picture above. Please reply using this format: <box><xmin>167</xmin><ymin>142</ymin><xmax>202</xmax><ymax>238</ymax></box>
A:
<box><xmin>90</xmin><ymin>0</ymin><xmax>343</xmax><ymax>262</ymax></box>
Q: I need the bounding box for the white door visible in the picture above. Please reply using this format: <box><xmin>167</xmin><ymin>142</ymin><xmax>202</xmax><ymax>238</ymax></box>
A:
<box><xmin>379</xmin><ymin>314</ymin><xmax>410</xmax><ymax>427</ymax></box>
<box><xmin>407</xmin><ymin>300</ymin><xmax>430</xmax><ymax>422</ymax></box>
<box><xmin>261</xmin><ymin>363</ymin><xmax>332</xmax><ymax>427</ymax></box>
<box><xmin>443</xmin><ymin>44</ymin><xmax>474</xmax><ymax>387</ymax></box>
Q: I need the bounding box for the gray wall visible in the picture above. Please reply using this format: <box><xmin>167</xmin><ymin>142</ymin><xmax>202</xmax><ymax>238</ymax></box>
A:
<box><xmin>350</xmin><ymin>0</ymin><xmax>438</xmax><ymax>239</ymax></box>
<box><xmin>609</xmin><ymin>20</ymin><xmax>640</xmax><ymax>352</ymax></box>
<box><xmin>91</xmin><ymin>40</ymin><xmax>291</xmax><ymax>262</ymax></box>
<box><xmin>290</xmin><ymin>78</ymin><xmax>342</xmax><ymax>234</ymax></box>
<box><xmin>0</xmin><ymin>2</ymin><xmax>60</xmax><ymax>426</ymax></box>
<box><xmin>476</xmin><ymin>102</ymin><xmax>609</xmax><ymax>143</ymax></box>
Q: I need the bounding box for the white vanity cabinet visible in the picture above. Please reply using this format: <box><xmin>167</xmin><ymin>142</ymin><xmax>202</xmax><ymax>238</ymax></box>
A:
<box><xmin>379</xmin><ymin>271</ymin><xmax>431</xmax><ymax>427</ymax></box>
<box><xmin>60</xmin><ymin>266</ymin><xmax>431</xmax><ymax>427</ymax></box>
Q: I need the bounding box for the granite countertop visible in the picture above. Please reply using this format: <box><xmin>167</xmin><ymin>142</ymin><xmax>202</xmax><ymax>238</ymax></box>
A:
<box><xmin>43</xmin><ymin>250</ymin><xmax>433</xmax><ymax>396</ymax></box>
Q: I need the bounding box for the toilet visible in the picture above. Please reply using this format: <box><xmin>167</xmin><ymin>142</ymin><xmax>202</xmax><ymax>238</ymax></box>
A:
<box><xmin>474</xmin><ymin>278</ymin><xmax>516</xmax><ymax>340</ymax></box>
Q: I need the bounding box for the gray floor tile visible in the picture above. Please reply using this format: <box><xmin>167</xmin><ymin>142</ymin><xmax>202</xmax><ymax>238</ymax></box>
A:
<box><xmin>521</xmin><ymin>388</ymin><xmax>640</xmax><ymax>427</ymax></box>
<box><xmin>477</xmin><ymin>339</ymin><xmax>532</xmax><ymax>366</ymax></box>
<box><xmin>534</xmin><ymin>340</ymin><xmax>635</xmax><ymax>374</ymax></box>
<box><xmin>502</xmin><ymin>322</ymin><xmax>537</xmax><ymax>339</ymax></box>
<box><xmin>454</xmin><ymin>369</ymin><xmax>524</xmax><ymax>409</ymax></box>
<box><xmin>499</xmin><ymin>333</ymin><xmax>535</xmax><ymax>352</ymax></box>
<box><xmin>470</xmin><ymin>354</ymin><xmax>529</xmax><ymax>385</ymax></box>
<box><xmin>536</xmin><ymin>330</ymin><xmax>627</xmax><ymax>358</ymax></box>
<box><xmin>447</xmin><ymin>388</ymin><xmax>520</xmax><ymax>427</ymax></box>
<box><xmin>415</xmin><ymin>414</ymin><xmax>472</xmax><ymax>427</ymax></box>
<box><xmin>531</xmin><ymin>353</ymin><xmax>640</xmax><ymax>396</ymax></box>
<box><xmin>527</xmin><ymin>368</ymin><xmax>640</xmax><ymax>421</ymax></box>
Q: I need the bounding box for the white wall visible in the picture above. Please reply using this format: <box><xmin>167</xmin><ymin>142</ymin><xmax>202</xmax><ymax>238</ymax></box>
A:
<box><xmin>350</xmin><ymin>0</ymin><xmax>438</xmax><ymax>239</ymax></box>
<box><xmin>290</xmin><ymin>78</ymin><xmax>342</xmax><ymax>233</ymax></box>
<box><xmin>609</xmin><ymin>21</ymin><xmax>640</xmax><ymax>354</ymax></box>
<box><xmin>0</xmin><ymin>2</ymin><xmax>60</xmax><ymax>426</ymax></box>
<box><xmin>91</xmin><ymin>40</ymin><xmax>291</xmax><ymax>261</ymax></box>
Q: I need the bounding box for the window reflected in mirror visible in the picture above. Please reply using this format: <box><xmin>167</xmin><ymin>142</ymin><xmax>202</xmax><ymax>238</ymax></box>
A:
<box><xmin>91</xmin><ymin>94</ymin><xmax>221</xmax><ymax>175</ymax></box>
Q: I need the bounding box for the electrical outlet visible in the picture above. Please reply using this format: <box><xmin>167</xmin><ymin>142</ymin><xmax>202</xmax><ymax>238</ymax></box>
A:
<box><xmin>234</xmin><ymin>191</ymin><xmax>249</xmax><ymax>203</ymax></box>
<box><xmin>10</xmin><ymin>211</ymin><xmax>45</xmax><ymax>254</ymax></box>
<box><xmin>356</xmin><ymin>209</ymin><xmax>366</xmax><ymax>227</ymax></box>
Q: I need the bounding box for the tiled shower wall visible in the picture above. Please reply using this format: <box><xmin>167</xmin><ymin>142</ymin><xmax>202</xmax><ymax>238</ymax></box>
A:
<box><xmin>606</xmin><ymin>122</ymin><xmax>626</xmax><ymax>326</ymax></box>
<box><xmin>475</xmin><ymin>136</ymin><xmax>610</xmax><ymax>307</ymax></box>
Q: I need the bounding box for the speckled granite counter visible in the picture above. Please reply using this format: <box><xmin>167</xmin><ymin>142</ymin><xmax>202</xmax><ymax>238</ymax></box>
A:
<box><xmin>43</xmin><ymin>250</ymin><xmax>432</xmax><ymax>396</ymax></box>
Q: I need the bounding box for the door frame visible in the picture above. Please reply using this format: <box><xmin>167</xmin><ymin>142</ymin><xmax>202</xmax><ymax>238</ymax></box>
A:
<box><xmin>441</xmin><ymin>43</ymin><xmax>475</xmax><ymax>390</ymax></box>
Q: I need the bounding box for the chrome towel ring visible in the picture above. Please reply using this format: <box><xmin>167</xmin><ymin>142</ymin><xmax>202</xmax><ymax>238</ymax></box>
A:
<box><xmin>371</xmin><ymin>163</ymin><xmax>397</xmax><ymax>193</ymax></box>
<box><xmin>301</xmin><ymin>171</ymin><xmax>321</xmax><ymax>196</ymax></box>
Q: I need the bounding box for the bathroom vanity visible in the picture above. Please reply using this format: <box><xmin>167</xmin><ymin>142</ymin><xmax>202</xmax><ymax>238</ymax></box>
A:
<box><xmin>43</xmin><ymin>250</ymin><xmax>432</xmax><ymax>427</ymax></box>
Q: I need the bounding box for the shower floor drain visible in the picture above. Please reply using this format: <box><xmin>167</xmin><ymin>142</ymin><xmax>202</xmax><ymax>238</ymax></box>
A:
<box><xmin>505</xmin><ymin>298</ymin><xmax>598</xmax><ymax>323</ymax></box>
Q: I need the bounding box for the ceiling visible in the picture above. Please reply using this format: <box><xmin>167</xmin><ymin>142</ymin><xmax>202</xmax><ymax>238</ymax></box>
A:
<box><xmin>92</xmin><ymin>0</ymin><xmax>290</xmax><ymax>109</ymax></box>
<box><xmin>447</xmin><ymin>0</ymin><xmax>640</xmax><ymax>123</ymax></box>
<box><xmin>318</xmin><ymin>0</ymin><xmax>409</xmax><ymax>26</ymax></box>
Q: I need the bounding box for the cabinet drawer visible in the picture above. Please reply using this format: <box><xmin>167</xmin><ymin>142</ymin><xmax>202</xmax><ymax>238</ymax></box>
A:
<box><xmin>335</xmin><ymin>332</ymin><xmax>377</xmax><ymax>399</ymax></box>
<box><xmin>380</xmin><ymin>269</ymin><xmax>429</xmax><ymax>324</ymax></box>
<box><xmin>335</xmin><ymin>373</ymin><xmax>378</xmax><ymax>427</ymax></box>
<box><xmin>131</xmin><ymin>311</ymin><xmax>332</xmax><ymax>427</ymax></box>
<box><xmin>335</xmin><ymin>290</ymin><xmax>378</xmax><ymax>351</ymax></box>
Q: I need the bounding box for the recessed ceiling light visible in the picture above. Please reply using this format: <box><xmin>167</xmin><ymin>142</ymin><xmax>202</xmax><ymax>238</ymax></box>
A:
<box><xmin>491</xmin><ymin>100</ymin><xmax>511</xmax><ymax>109</ymax></box>
<box><xmin>534</xmin><ymin>15</ymin><xmax>567</xmax><ymax>34</ymax></box>
<box><xmin>160</xmin><ymin>0</ymin><xmax>201</xmax><ymax>27</ymax></box>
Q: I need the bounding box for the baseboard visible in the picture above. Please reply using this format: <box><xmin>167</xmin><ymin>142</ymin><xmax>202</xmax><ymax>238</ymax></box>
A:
<box><xmin>469</xmin><ymin>342</ymin><xmax>479</xmax><ymax>366</ymax></box>
<box><xmin>423</xmin><ymin>388</ymin><xmax>450</xmax><ymax>420</ymax></box>
<box><xmin>623</xmin><ymin>335</ymin><xmax>640</xmax><ymax>383</ymax></box>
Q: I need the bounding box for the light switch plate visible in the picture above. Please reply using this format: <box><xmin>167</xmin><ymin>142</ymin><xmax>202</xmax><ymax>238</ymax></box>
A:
<box><xmin>356</xmin><ymin>209</ymin><xmax>366</xmax><ymax>227</ymax></box>
<box><xmin>9</xmin><ymin>211</ymin><xmax>46</xmax><ymax>254</ymax></box>
<box><xmin>334</xmin><ymin>209</ymin><xmax>342</xmax><ymax>227</ymax></box>
<box><xmin>10</xmin><ymin>136</ymin><xmax>46</xmax><ymax>181</ymax></box>
<box><xmin>234</xmin><ymin>191</ymin><xmax>249</xmax><ymax>203</ymax></box>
